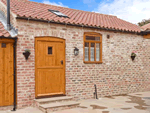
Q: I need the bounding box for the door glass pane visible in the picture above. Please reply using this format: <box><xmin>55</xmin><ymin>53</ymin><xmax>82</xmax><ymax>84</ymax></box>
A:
<box><xmin>48</xmin><ymin>47</ymin><xmax>52</xmax><ymax>55</ymax></box>
<box><xmin>86</xmin><ymin>36</ymin><xmax>100</xmax><ymax>41</ymax></box>
<box><xmin>1</xmin><ymin>43</ymin><xmax>6</xmax><ymax>48</ymax></box>
<box><xmin>96</xmin><ymin>43</ymin><xmax>100</xmax><ymax>61</ymax></box>
<box><xmin>91</xmin><ymin>43</ymin><xmax>95</xmax><ymax>61</ymax></box>
<box><xmin>84</xmin><ymin>42</ymin><xmax>89</xmax><ymax>61</ymax></box>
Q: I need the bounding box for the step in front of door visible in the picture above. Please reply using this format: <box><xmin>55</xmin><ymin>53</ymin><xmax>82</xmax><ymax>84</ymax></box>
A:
<box><xmin>34</xmin><ymin>96</ymin><xmax>73</xmax><ymax>105</ymax></box>
<box><xmin>0</xmin><ymin>105</ymin><xmax>13</xmax><ymax>111</ymax></box>
<box><xmin>39</xmin><ymin>101</ymin><xmax>80</xmax><ymax>112</ymax></box>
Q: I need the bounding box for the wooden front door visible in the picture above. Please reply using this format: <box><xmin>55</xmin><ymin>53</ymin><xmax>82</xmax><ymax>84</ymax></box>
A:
<box><xmin>0</xmin><ymin>38</ymin><xmax>14</xmax><ymax>106</ymax></box>
<box><xmin>35</xmin><ymin>37</ymin><xmax>66</xmax><ymax>98</ymax></box>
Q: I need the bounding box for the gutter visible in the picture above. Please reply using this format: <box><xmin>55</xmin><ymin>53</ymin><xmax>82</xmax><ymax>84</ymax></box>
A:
<box><xmin>16</xmin><ymin>17</ymin><xmax>141</xmax><ymax>35</ymax></box>
<box><xmin>140</xmin><ymin>31</ymin><xmax>150</xmax><ymax>35</ymax></box>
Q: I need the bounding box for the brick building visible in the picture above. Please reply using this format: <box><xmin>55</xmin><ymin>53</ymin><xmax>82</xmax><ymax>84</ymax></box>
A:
<box><xmin>0</xmin><ymin>0</ymin><xmax>150</xmax><ymax>111</ymax></box>
<box><xmin>141</xmin><ymin>23</ymin><xmax>150</xmax><ymax>38</ymax></box>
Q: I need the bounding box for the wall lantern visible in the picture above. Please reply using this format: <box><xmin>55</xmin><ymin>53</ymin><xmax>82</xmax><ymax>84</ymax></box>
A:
<box><xmin>74</xmin><ymin>47</ymin><xmax>79</xmax><ymax>56</ymax></box>
<box><xmin>131</xmin><ymin>51</ymin><xmax>136</xmax><ymax>61</ymax></box>
<box><xmin>107</xmin><ymin>35</ymin><xmax>110</xmax><ymax>39</ymax></box>
<box><xmin>23</xmin><ymin>49</ymin><xmax>31</xmax><ymax>61</ymax></box>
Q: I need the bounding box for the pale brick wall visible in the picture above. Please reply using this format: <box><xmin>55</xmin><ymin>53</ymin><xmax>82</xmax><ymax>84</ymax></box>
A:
<box><xmin>14</xmin><ymin>19</ymin><xmax>150</xmax><ymax>108</ymax></box>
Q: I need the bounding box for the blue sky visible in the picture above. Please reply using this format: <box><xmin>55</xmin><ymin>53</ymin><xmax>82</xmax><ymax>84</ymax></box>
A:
<box><xmin>29</xmin><ymin>0</ymin><xmax>108</xmax><ymax>12</ymax></box>
<box><xmin>29</xmin><ymin>0</ymin><xmax>150</xmax><ymax>24</ymax></box>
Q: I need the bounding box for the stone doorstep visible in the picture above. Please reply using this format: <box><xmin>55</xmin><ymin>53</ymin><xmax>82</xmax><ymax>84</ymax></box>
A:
<box><xmin>34</xmin><ymin>96</ymin><xmax>73</xmax><ymax>104</ymax></box>
<box><xmin>40</xmin><ymin>101</ymin><xmax>80</xmax><ymax>109</ymax></box>
<box><xmin>39</xmin><ymin>101</ymin><xmax>80</xmax><ymax>112</ymax></box>
<box><xmin>0</xmin><ymin>105</ymin><xmax>13</xmax><ymax>111</ymax></box>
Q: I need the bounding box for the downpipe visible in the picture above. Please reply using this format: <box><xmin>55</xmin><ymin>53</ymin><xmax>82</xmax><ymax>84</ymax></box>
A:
<box><xmin>7</xmin><ymin>0</ymin><xmax>17</xmax><ymax>110</ymax></box>
<box><xmin>7</xmin><ymin>0</ymin><xmax>11</xmax><ymax>30</ymax></box>
<box><xmin>12</xmin><ymin>38</ymin><xmax>17</xmax><ymax>111</ymax></box>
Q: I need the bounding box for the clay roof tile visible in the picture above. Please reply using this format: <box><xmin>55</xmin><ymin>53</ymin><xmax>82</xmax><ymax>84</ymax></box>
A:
<box><xmin>1</xmin><ymin>0</ymin><xmax>141</xmax><ymax>32</ymax></box>
<box><xmin>141</xmin><ymin>23</ymin><xmax>150</xmax><ymax>31</ymax></box>
<box><xmin>0</xmin><ymin>22</ymin><xmax>11</xmax><ymax>37</ymax></box>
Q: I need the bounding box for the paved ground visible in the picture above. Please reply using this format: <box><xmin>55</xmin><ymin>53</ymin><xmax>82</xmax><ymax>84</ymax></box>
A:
<box><xmin>0</xmin><ymin>91</ymin><xmax>150</xmax><ymax>113</ymax></box>
<box><xmin>53</xmin><ymin>91</ymin><xmax>150</xmax><ymax>113</ymax></box>
<box><xmin>0</xmin><ymin>107</ymin><xmax>43</xmax><ymax>113</ymax></box>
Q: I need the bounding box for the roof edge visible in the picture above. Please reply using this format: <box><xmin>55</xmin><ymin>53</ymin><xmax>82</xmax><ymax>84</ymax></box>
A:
<box><xmin>141</xmin><ymin>31</ymin><xmax>150</xmax><ymax>35</ymax></box>
<box><xmin>16</xmin><ymin>16</ymin><xmax>140</xmax><ymax>35</ymax></box>
<box><xmin>0</xmin><ymin>36</ymin><xmax>18</xmax><ymax>39</ymax></box>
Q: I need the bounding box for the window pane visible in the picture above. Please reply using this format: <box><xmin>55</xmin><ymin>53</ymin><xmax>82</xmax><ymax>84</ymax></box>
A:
<box><xmin>96</xmin><ymin>43</ymin><xmax>100</xmax><ymax>61</ymax></box>
<box><xmin>48</xmin><ymin>47</ymin><xmax>52</xmax><ymax>55</ymax></box>
<box><xmin>86</xmin><ymin>36</ymin><xmax>100</xmax><ymax>41</ymax></box>
<box><xmin>1</xmin><ymin>43</ymin><xmax>6</xmax><ymax>48</ymax></box>
<box><xmin>84</xmin><ymin>42</ymin><xmax>89</xmax><ymax>61</ymax></box>
<box><xmin>90</xmin><ymin>43</ymin><xmax>95</xmax><ymax>61</ymax></box>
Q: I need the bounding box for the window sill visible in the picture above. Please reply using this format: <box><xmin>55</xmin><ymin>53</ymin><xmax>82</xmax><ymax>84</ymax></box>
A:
<box><xmin>84</xmin><ymin>61</ymin><xmax>103</xmax><ymax>64</ymax></box>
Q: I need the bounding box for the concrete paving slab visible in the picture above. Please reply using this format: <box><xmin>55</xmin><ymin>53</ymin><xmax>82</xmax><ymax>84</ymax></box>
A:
<box><xmin>52</xmin><ymin>108</ymin><xmax>103</xmax><ymax>113</ymax></box>
<box><xmin>144</xmin><ymin>99</ymin><xmax>150</xmax><ymax>106</ymax></box>
<box><xmin>110</xmin><ymin>108</ymin><xmax>150</xmax><ymax>113</ymax></box>
<box><xmin>77</xmin><ymin>91</ymin><xmax>150</xmax><ymax>113</ymax></box>
<box><xmin>0</xmin><ymin>107</ymin><xmax>43</xmax><ymax>113</ymax></box>
<box><xmin>0</xmin><ymin>111</ymin><xmax>7</xmax><ymax>113</ymax></box>
<box><xmin>129</xmin><ymin>91</ymin><xmax>150</xmax><ymax>98</ymax></box>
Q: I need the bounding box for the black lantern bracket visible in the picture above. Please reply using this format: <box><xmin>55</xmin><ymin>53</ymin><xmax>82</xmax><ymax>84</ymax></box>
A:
<box><xmin>74</xmin><ymin>47</ymin><xmax>79</xmax><ymax>56</ymax></box>
<box><xmin>131</xmin><ymin>56</ymin><xmax>135</xmax><ymax>61</ymax></box>
<box><xmin>131</xmin><ymin>52</ymin><xmax>136</xmax><ymax>61</ymax></box>
<box><xmin>23</xmin><ymin>49</ymin><xmax>31</xmax><ymax>61</ymax></box>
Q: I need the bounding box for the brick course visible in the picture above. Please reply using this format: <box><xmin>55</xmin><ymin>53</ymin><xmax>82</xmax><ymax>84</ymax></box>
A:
<box><xmin>15</xmin><ymin>19</ymin><xmax>150</xmax><ymax>108</ymax></box>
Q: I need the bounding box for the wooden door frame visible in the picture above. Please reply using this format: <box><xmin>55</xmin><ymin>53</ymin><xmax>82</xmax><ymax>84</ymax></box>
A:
<box><xmin>35</xmin><ymin>36</ymin><xmax>66</xmax><ymax>98</ymax></box>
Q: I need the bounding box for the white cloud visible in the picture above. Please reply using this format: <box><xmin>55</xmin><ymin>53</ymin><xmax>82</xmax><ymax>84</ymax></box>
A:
<box><xmin>42</xmin><ymin>0</ymin><xmax>68</xmax><ymax>7</ymax></box>
<box><xmin>94</xmin><ymin>0</ymin><xmax>150</xmax><ymax>24</ymax></box>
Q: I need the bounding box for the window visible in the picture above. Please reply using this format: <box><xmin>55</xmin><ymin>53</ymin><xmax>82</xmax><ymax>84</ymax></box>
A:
<box><xmin>48</xmin><ymin>9</ymin><xmax>69</xmax><ymax>18</ymax></box>
<box><xmin>48</xmin><ymin>47</ymin><xmax>53</xmax><ymax>55</ymax></box>
<box><xmin>1</xmin><ymin>43</ymin><xmax>6</xmax><ymax>48</ymax></box>
<box><xmin>84</xmin><ymin>32</ymin><xmax>102</xmax><ymax>63</ymax></box>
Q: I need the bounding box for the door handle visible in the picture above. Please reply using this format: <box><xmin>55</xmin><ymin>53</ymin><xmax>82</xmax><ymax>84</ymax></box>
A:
<box><xmin>61</xmin><ymin>60</ymin><xmax>63</xmax><ymax>65</ymax></box>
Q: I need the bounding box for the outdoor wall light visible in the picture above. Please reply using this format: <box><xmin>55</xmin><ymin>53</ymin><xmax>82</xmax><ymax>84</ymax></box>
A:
<box><xmin>23</xmin><ymin>49</ymin><xmax>31</xmax><ymax>61</ymax></box>
<box><xmin>131</xmin><ymin>51</ymin><xmax>137</xmax><ymax>61</ymax></box>
<box><xmin>74</xmin><ymin>47</ymin><xmax>79</xmax><ymax>56</ymax></box>
<box><xmin>107</xmin><ymin>35</ymin><xmax>110</xmax><ymax>39</ymax></box>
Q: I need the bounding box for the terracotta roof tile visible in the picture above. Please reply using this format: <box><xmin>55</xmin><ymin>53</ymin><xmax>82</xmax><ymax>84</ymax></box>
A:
<box><xmin>1</xmin><ymin>0</ymin><xmax>141</xmax><ymax>32</ymax></box>
<box><xmin>141</xmin><ymin>23</ymin><xmax>150</xmax><ymax>31</ymax></box>
<box><xmin>0</xmin><ymin>22</ymin><xmax>11</xmax><ymax>37</ymax></box>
